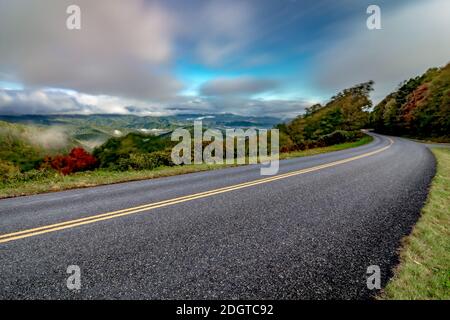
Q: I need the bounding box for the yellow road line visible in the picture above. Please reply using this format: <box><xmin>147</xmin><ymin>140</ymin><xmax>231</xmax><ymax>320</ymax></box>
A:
<box><xmin>0</xmin><ymin>138</ymin><xmax>394</xmax><ymax>244</ymax></box>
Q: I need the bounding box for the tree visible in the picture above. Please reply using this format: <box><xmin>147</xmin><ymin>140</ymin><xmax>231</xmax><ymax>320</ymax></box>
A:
<box><xmin>372</xmin><ymin>62</ymin><xmax>450</xmax><ymax>140</ymax></box>
<box><xmin>278</xmin><ymin>81</ymin><xmax>374</xmax><ymax>149</ymax></box>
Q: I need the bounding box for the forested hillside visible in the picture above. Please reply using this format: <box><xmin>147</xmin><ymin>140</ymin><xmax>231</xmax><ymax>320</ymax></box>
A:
<box><xmin>93</xmin><ymin>132</ymin><xmax>175</xmax><ymax>170</ymax></box>
<box><xmin>277</xmin><ymin>81</ymin><xmax>373</xmax><ymax>151</ymax></box>
<box><xmin>0</xmin><ymin>121</ymin><xmax>74</xmax><ymax>171</ymax></box>
<box><xmin>372</xmin><ymin>63</ymin><xmax>450</xmax><ymax>141</ymax></box>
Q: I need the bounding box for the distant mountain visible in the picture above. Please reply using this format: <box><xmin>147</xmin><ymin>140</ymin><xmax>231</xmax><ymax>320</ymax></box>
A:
<box><xmin>372</xmin><ymin>62</ymin><xmax>450</xmax><ymax>141</ymax></box>
<box><xmin>0</xmin><ymin>113</ymin><xmax>282</xmax><ymax>128</ymax></box>
<box><xmin>171</xmin><ymin>113</ymin><xmax>282</xmax><ymax>128</ymax></box>
<box><xmin>0</xmin><ymin>113</ymin><xmax>281</xmax><ymax>150</ymax></box>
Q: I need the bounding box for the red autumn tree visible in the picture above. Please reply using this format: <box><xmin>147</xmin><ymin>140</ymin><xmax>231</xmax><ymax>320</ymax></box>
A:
<box><xmin>46</xmin><ymin>147</ymin><xmax>98</xmax><ymax>175</ymax></box>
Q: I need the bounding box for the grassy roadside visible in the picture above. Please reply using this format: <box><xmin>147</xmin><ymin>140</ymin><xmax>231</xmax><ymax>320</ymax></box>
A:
<box><xmin>381</xmin><ymin>148</ymin><xmax>450</xmax><ymax>300</ymax></box>
<box><xmin>406</xmin><ymin>137</ymin><xmax>450</xmax><ymax>144</ymax></box>
<box><xmin>0</xmin><ymin>135</ymin><xmax>373</xmax><ymax>199</ymax></box>
<box><xmin>279</xmin><ymin>135</ymin><xmax>373</xmax><ymax>160</ymax></box>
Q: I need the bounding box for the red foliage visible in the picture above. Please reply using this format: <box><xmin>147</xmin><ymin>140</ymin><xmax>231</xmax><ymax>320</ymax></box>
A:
<box><xmin>45</xmin><ymin>147</ymin><xmax>98</xmax><ymax>175</ymax></box>
<box><xmin>403</xmin><ymin>84</ymin><xmax>428</xmax><ymax>123</ymax></box>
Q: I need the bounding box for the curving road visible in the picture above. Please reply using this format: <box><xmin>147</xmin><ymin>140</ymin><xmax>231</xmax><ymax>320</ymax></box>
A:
<box><xmin>0</xmin><ymin>133</ymin><xmax>436</xmax><ymax>299</ymax></box>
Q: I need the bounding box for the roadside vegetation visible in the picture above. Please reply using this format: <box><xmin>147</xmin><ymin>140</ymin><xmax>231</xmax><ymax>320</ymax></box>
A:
<box><xmin>381</xmin><ymin>147</ymin><xmax>450</xmax><ymax>300</ymax></box>
<box><xmin>0</xmin><ymin>135</ymin><xmax>373</xmax><ymax>199</ymax></box>
<box><xmin>371</xmin><ymin>62</ymin><xmax>450</xmax><ymax>142</ymax></box>
<box><xmin>279</xmin><ymin>135</ymin><xmax>373</xmax><ymax>159</ymax></box>
<box><xmin>277</xmin><ymin>81</ymin><xmax>373</xmax><ymax>152</ymax></box>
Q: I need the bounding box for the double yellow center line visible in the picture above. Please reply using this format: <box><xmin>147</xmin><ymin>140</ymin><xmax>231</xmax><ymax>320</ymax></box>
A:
<box><xmin>0</xmin><ymin>138</ymin><xmax>393</xmax><ymax>244</ymax></box>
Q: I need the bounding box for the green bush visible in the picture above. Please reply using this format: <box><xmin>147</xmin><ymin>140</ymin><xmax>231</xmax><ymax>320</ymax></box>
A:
<box><xmin>19</xmin><ymin>169</ymin><xmax>58</xmax><ymax>182</ymax></box>
<box><xmin>0</xmin><ymin>159</ymin><xmax>58</xmax><ymax>184</ymax></box>
<box><xmin>0</xmin><ymin>160</ymin><xmax>21</xmax><ymax>183</ymax></box>
<box><xmin>93</xmin><ymin>132</ymin><xmax>176</xmax><ymax>168</ymax></box>
<box><xmin>116</xmin><ymin>150</ymin><xmax>173</xmax><ymax>171</ymax></box>
<box><xmin>279</xmin><ymin>131</ymin><xmax>297</xmax><ymax>153</ymax></box>
<box><xmin>317</xmin><ymin>130</ymin><xmax>363</xmax><ymax>147</ymax></box>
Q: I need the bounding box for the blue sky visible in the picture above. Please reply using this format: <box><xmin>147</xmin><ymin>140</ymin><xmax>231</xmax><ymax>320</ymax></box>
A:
<box><xmin>0</xmin><ymin>0</ymin><xmax>449</xmax><ymax>118</ymax></box>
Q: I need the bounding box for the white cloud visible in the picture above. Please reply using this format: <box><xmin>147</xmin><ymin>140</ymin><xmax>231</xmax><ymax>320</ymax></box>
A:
<box><xmin>0</xmin><ymin>0</ymin><xmax>181</xmax><ymax>101</ymax></box>
<box><xmin>0</xmin><ymin>88</ymin><xmax>173</xmax><ymax>116</ymax></box>
<box><xmin>190</xmin><ymin>0</ymin><xmax>255</xmax><ymax>66</ymax></box>
<box><xmin>316</xmin><ymin>0</ymin><xmax>450</xmax><ymax>102</ymax></box>
<box><xmin>0</xmin><ymin>87</ymin><xmax>309</xmax><ymax>119</ymax></box>
<box><xmin>166</xmin><ymin>96</ymin><xmax>309</xmax><ymax>119</ymax></box>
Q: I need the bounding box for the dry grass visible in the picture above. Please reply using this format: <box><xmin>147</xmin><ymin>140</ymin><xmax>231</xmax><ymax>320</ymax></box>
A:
<box><xmin>381</xmin><ymin>148</ymin><xmax>450</xmax><ymax>300</ymax></box>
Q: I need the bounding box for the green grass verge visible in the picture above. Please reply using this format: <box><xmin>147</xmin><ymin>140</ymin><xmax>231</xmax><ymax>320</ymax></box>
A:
<box><xmin>381</xmin><ymin>148</ymin><xmax>450</xmax><ymax>300</ymax></box>
<box><xmin>0</xmin><ymin>135</ymin><xmax>373</xmax><ymax>199</ymax></box>
<box><xmin>406</xmin><ymin>137</ymin><xmax>450</xmax><ymax>144</ymax></box>
<box><xmin>279</xmin><ymin>135</ymin><xmax>373</xmax><ymax>160</ymax></box>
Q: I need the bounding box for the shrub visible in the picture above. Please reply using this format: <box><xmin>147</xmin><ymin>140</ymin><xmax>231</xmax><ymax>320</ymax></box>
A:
<box><xmin>44</xmin><ymin>147</ymin><xmax>98</xmax><ymax>175</ymax></box>
<box><xmin>19</xmin><ymin>169</ymin><xmax>57</xmax><ymax>182</ymax></box>
<box><xmin>116</xmin><ymin>150</ymin><xmax>173</xmax><ymax>171</ymax></box>
<box><xmin>147</xmin><ymin>150</ymin><xmax>173</xmax><ymax>168</ymax></box>
<box><xmin>0</xmin><ymin>160</ymin><xmax>21</xmax><ymax>183</ymax></box>
<box><xmin>93</xmin><ymin>132</ymin><xmax>176</xmax><ymax>168</ymax></box>
<box><xmin>317</xmin><ymin>130</ymin><xmax>363</xmax><ymax>147</ymax></box>
<box><xmin>0</xmin><ymin>158</ymin><xmax>60</xmax><ymax>184</ymax></box>
<box><xmin>279</xmin><ymin>131</ymin><xmax>298</xmax><ymax>153</ymax></box>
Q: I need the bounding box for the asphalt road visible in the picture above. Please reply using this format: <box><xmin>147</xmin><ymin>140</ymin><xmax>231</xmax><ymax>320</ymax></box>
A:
<box><xmin>0</xmin><ymin>133</ymin><xmax>436</xmax><ymax>299</ymax></box>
